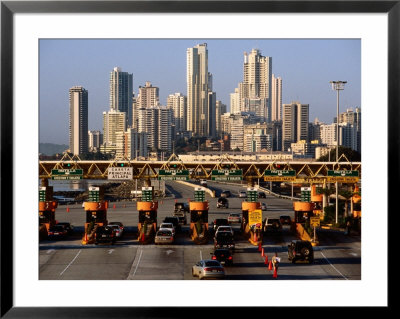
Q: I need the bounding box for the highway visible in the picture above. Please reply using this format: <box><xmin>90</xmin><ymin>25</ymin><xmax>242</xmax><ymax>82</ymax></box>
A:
<box><xmin>39</xmin><ymin>181</ymin><xmax>361</xmax><ymax>280</ymax></box>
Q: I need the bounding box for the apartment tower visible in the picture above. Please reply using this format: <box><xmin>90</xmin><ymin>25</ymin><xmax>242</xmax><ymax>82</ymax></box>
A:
<box><xmin>109</xmin><ymin>67</ymin><xmax>133</xmax><ymax>127</ymax></box>
<box><xmin>69</xmin><ymin>86</ymin><xmax>88</xmax><ymax>155</ymax></box>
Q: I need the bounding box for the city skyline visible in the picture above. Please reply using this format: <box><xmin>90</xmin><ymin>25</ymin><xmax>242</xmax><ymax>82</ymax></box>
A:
<box><xmin>39</xmin><ymin>39</ymin><xmax>361</xmax><ymax>144</ymax></box>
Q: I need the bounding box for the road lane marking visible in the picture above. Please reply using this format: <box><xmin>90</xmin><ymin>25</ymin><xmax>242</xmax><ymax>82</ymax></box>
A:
<box><xmin>200</xmin><ymin>250</ymin><xmax>203</xmax><ymax>260</ymax></box>
<box><xmin>127</xmin><ymin>248</ymin><xmax>143</xmax><ymax>279</ymax></box>
<box><xmin>108</xmin><ymin>249</ymin><xmax>115</xmax><ymax>254</ymax></box>
<box><xmin>60</xmin><ymin>250</ymin><xmax>81</xmax><ymax>276</ymax></box>
<box><xmin>320</xmin><ymin>251</ymin><xmax>348</xmax><ymax>280</ymax></box>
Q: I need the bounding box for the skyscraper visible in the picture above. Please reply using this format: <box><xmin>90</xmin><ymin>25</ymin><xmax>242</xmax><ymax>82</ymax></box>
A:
<box><xmin>271</xmin><ymin>74</ymin><xmax>282</xmax><ymax>121</ymax></box>
<box><xmin>69</xmin><ymin>86</ymin><xmax>88</xmax><ymax>155</ymax></box>
<box><xmin>109</xmin><ymin>67</ymin><xmax>133</xmax><ymax>127</ymax></box>
<box><xmin>187</xmin><ymin>43</ymin><xmax>211</xmax><ymax>136</ymax></box>
<box><xmin>282</xmin><ymin>101</ymin><xmax>309</xmax><ymax>151</ymax></box>
<box><xmin>102</xmin><ymin>109</ymin><xmax>126</xmax><ymax>154</ymax></box>
<box><xmin>167</xmin><ymin>93</ymin><xmax>187</xmax><ymax>133</ymax></box>
<box><xmin>137</xmin><ymin>81</ymin><xmax>160</xmax><ymax>109</ymax></box>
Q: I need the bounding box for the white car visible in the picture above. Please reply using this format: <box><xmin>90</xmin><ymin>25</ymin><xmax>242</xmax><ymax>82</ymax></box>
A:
<box><xmin>238</xmin><ymin>191</ymin><xmax>247</xmax><ymax>198</ymax></box>
<box><xmin>215</xmin><ymin>225</ymin><xmax>234</xmax><ymax>236</ymax></box>
<box><xmin>159</xmin><ymin>222</ymin><xmax>175</xmax><ymax>236</ymax></box>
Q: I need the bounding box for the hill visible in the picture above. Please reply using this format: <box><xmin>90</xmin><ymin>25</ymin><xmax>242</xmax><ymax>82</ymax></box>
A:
<box><xmin>39</xmin><ymin>143</ymin><xmax>69</xmax><ymax>155</ymax></box>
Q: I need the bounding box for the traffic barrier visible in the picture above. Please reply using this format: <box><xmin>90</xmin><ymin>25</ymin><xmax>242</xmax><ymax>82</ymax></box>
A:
<box><xmin>273</xmin><ymin>268</ymin><xmax>278</xmax><ymax>278</ymax></box>
<box><xmin>268</xmin><ymin>260</ymin><xmax>272</xmax><ymax>270</ymax></box>
<box><xmin>258</xmin><ymin>242</ymin><xmax>262</xmax><ymax>252</ymax></box>
<box><xmin>66</xmin><ymin>207</ymin><xmax>70</xmax><ymax>212</ymax></box>
<box><xmin>113</xmin><ymin>204</ymin><xmax>116</xmax><ymax>209</ymax></box>
<box><xmin>261</xmin><ymin>248</ymin><xmax>265</xmax><ymax>257</ymax></box>
<box><xmin>264</xmin><ymin>255</ymin><xmax>269</xmax><ymax>264</ymax></box>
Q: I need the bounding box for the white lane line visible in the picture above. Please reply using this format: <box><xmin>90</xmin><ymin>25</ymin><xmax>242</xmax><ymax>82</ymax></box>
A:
<box><xmin>200</xmin><ymin>250</ymin><xmax>203</xmax><ymax>260</ymax></box>
<box><xmin>127</xmin><ymin>248</ymin><xmax>143</xmax><ymax>279</ymax></box>
<box><xmin>320</xmin><ymin>251</ymin><xmax>348</xmax><ymax>280</ymax></box>
<box><xmin>60</xmin><ymin>250</ymin><xmax>81</xmax><ymax>276</ymax></box>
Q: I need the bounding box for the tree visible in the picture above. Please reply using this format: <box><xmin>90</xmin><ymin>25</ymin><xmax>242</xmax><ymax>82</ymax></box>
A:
<box><xmin>339</xmin><ymin>189</ymin><xmax>354</xmax><ymax>218</ymax></box>
<box><xmin>318</xmin><ymin>146</ymin><xmax>361</xmax><ymax>162</ymax></box>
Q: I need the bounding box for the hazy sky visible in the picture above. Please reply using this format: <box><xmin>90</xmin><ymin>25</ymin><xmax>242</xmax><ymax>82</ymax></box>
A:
<box><xmin>39</xmin><ymin>39</ymin><xmax>361</xmax><ymax>144</ymax></box>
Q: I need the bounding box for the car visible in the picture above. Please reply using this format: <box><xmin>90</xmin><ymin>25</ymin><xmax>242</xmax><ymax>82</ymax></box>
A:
<box><xmin>163</xmin><ymin>216</ymin><xmax>181</xmax><ymax>232</ymax></box>
<box><xmin>216</xmin><ymin>197</ymin><xmax>229</xmax><ymax>208</ymax></box>
<box><xmin>288</xmin><ymin>240</ymin><xmax>314</xmax><ymax>263</ymax></box>
<box><xmin>95</xmin><ymin>226</ymin><xmax>116</xmax><ymax>245</ymax></box>
<box><xmin>261</xmin><ymin>203</ymin><xmax>267</xmax><ymax>211</ymax></box>
<box><xmin>220</xmin><ymin>190</ymin><xmax>232</xmax><ymax>198</ymax></box>
<box><xmin>159</xmin><ymin>222</ymin><xmax>176</xmax><ymax>236</ymax></box>
<box><xmin>263</xmin><ymin>218</ymin><xmax>282</xmax><ymax>232</ymax></box>
<box><xmin>214</xmin><ymin>232</ymin><xmax>235</xmax><ymax>250</ymax></box>
<box><xmin>192</xmin><ymin>260</ymin><xmax>225</xmax><ymax>279</ymax></box>
<box><xmin>107</xmin><ymin>224</ymin><xmax>124</xmax><ymax>238</ymax></box>
<box><xmin>258</xmin><ymin>192</ymin><xmax>266</xmax><ymax>198</ymax></box>
<box><xmin>155</xmin><ymin>229</ymin><xmax>174</xmax><ymax>245</ymax></box>
<box><xmin>108</xmin><ymin>221</ymin><xmax>124</xmax><ymax>229</ymax></box>
<box><xmin>227</xmin><ymin>213</ymin><xmax>241</xmax><ymax>224</ymax></box>
<box><xmin>279</xmin><ymin>215</ymin><xmax>292</xmax><ymax>225</ymax></box>
<box><xmin>238</xmin><ymin>191</ymin><xmax>247</xmax><ymax>198</ymax></box>
<box><xmin>211</xmin><ymin>248</ymin><xmax>233</xmax><ymax>266</ymax></box>
<box><xmin>47</xmin><ymin>225</ymin><xmax>68</xmax><ymax>239</ymax></box>
<box><xmin>56</xmin><ymin>222</ymin><xmax>73</xmax><ymax>235</ymax></box>
<box><xmin>173</xmin><ymin>202</ymin><xmax>189</xmax><ymax>225</ymax></box>
<box><xmin>212</xmin><ymin>218</ymin><xmax>229</xmax><ymax>232</ymax></box>
<box><xmin>200</xmin><ymin>179</ymin><xmax>207</xmax><ymax>187</ymax></box>
<box><xmin>215</xmin><ymin>225</ymin><xmax>234</xmax><ymax>237</ymax></box>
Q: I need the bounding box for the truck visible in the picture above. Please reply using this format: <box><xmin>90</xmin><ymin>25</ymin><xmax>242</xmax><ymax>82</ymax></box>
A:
<box><xmin>173</xmin><ymin>202</ymin><xmax>189</xmax><ymax>225</ymax></box>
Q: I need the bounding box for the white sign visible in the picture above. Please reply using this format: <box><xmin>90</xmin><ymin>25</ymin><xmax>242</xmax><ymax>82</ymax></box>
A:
<box><xmin>89</xmin><ymin>187</ymin><xmax>99</xmax><ymax>192</ymax></box>
<box><xmin>301</xmin><ymin>187</ymin><xmax>311</xmax><ymax>191</ymax></box>
<box><xmin>108</xmin><ymin>167</ymin><xmax>133</xmax><ymax>180</ymax></box>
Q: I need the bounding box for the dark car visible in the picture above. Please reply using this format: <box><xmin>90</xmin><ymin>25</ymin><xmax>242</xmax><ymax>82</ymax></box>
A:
<box><xmin>212</xmin><ymin>218</ymin><xmax>229</xmax><ymax>232</ymax></box>
<box><xmin>287</xmin><ymin>240</ymin><xmax>314</xmax><ymax>263</ymax></box>
<box><xmin>163</xmin><ymin>216</ymin><xmax>181</xmax><ymax>232</ymax></box>
<box><xmin>211</xmin><ymin>248</ymin><xmax>233</xmax><ymax>266</ymax></box>
<box><xmin>258</xmin><ymin>192</ymin><xmax>266</xmax><ymax>198</ymax></box>
<box><xmin>263</xmin><ymin>218</ymin><xmax>282</xmax><ymax>233</ymax></box>
<box><xmin>173</xmin><ymin>203</ymin><xmax>189</xmax><ymax>225</ymax></box>
<box><xmin>56</xmin><ymin>222</ymin><xmax>73</xmax><ymax>235</ymax></box>
<box><xmin>221</xmin><ymin>190</ymin><xmax>232</xmax><ymax>198</ymax></box>
<box><xmin>216</xmin><ymin>197</ymin><xmax>229</xmax><ymax>208</ymax></box>
<box><xmin>214</xmin><ymin>231</ymin><xmax>235</xmax><ymax>250</ymax></box>
<box><xmin>95</xmin><ymin>226</ymin><xmax>116</xmax><ymax>245</ymax></box>
<box><xmin>279</xmin><ymin>215</ymin><xmax>292</xmax><ymax>225</ymax></box>
<box><xmin>48</xmin><ymin>225</ymin><xmax>68</xmax><ymax>239</ymax></box>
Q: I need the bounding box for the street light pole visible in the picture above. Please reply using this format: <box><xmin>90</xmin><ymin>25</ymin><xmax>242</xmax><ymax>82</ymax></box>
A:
<box><xmin>330</xmin><ymin>81</ymin><xmax>347</xmax><ymax>224</ymax></box>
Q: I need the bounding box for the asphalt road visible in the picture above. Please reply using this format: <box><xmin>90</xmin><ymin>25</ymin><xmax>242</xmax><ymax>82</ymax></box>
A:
<box><xmin>39</xmin><ymin>181</ymin><xmax>361</xmax><ymax>280</ymax></box>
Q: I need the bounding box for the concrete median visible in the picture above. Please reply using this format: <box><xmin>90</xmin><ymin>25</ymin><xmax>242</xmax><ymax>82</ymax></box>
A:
<box><xmin>175</xmin><ymin>180</ymin><xmax>215</xmax><ymax>198</ymax></box>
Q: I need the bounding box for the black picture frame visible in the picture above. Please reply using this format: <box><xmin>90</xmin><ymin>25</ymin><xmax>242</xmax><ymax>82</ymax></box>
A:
<box><xmin>1</xmin><ymin>0</ymin><xmax>396</xmax><ymax>317</ymax></box>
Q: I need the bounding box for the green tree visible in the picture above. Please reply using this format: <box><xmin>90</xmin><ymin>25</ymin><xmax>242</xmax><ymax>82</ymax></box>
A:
<box><xmin>318</xmin><ymin>146</ymin><xmax>361</xmax><ymax>162</ymax></box>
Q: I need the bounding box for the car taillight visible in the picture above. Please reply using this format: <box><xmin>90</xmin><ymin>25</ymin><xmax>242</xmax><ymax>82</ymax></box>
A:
<box><xmin>204</xmin><ymin>268</ymin><xmax>212</xmax><ymax>271</ymax></box>
<box><xmin>212</xmin><ymin>256</ymin><xmax>216</xmax><ymax>260</ymax></box>
<box><xmin>228</xmin><ymin>256</ymin><xmax>233</xmax><ymax>260</ymax></box>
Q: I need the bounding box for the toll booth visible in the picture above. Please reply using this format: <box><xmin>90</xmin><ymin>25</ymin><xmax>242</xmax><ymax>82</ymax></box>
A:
<box><xmin>311</xmin><ymin>185</ymin><xmax>324</xmax><ymax>219</ymax></box>
<box><xmin>137</xmin><ymin>201</ymin><xmax>158</xmax><ymax>244</ymax></box>
<box><xmin>293</xmin><ymin>202</ymin><xmax>315</xmax><ymax>230</ymax></box>
<box><xmin>241</xmin><ymin>201</ymin><xmax>261</xmax><ymax>236</ymax></box>
<box><xmin>39</xmin><ymin>185</ymin><xmax>58</xmax><ymax>238</ymax></box>
<box><xmin>189</xmin><ymin>201</ymin><xmax>209</xmax><ymax>244</ymax></box>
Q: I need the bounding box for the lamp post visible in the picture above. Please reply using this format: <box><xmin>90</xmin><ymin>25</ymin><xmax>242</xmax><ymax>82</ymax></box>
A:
<box><xmin>330</xmin><ymin>81</ymin><xmax>347</xmax><ymax>224</ymax></box>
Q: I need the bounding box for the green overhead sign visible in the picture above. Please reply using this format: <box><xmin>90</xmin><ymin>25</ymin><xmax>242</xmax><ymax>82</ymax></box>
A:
<box><xmin>158</xmin><ymin>169</ymin><xmax>189</xmax><ymax>180</ymax></box>
<box><xmin>51</xmin><ymin>169</ymin><xmax>83</xmax><ymax>180</ymax></box>
<box><xmin>211</xmin><ymin>169</ymin><xmax>242</xmax><ymax>181</ymax></box>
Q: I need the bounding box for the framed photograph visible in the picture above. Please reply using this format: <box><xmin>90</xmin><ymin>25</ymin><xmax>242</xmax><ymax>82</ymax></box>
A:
<box><xmin>1</xmin><ymin>0</ymin><xmax>396</xmax><ymax>316</ymax></box>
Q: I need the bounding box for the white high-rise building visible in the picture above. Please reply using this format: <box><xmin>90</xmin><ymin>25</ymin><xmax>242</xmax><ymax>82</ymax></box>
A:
<box><xmin>109</xmin><ymin>67</ymin><xmax>133</xmax><ymax>128</ymax></box>
<box><xmin>230</xmin><ymin>88</ymin><xmax>241</xmax><ymax>114</ymax></box>
<box><xmin>187</xmin><ymin>43</ymin><xmax>210</xmax><ymax>136</ymax></box>
<box><xmin>215</xmin><ymin>100</ymin><xmax>227</xmax><ymax>137</ymax></box>
<box><xmin>137</xmin><ymin>81</ymin><xmax>160</xmax><ymax>109</ymax></box>
<box><xmin>271</xmin><ymin>74</ymin><xmax>282</xmax><ymax>121</ymax></box>
<box><xmin>69</xmin><ymin>86</ymin><xmax>88</xmax><ymax>155</ymax></box>
<box><xmin>115</xmin><ymin>128</ymin><xmax>148</xmax><ymax>160</ymax></box>
<box><xmin>88</xmin><ymin>130</ymin><xmax>103</xmax><ymax>151</ymax></box>
<box><xmin>167</xmin><ymin>93</ymin><xmax>187</xmax><ymax>132</ymax></box>
<box><xmin>320</xmin><ymin>123</ymin><xmax>337</xmax><ymax>148</ymax></box>
<box><xmin>102</xmin><ymin>110</ymin><xmax>126</xmax><ymax>152</ymax></box>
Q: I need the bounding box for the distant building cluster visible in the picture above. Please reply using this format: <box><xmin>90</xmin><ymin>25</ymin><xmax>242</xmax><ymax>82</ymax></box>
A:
<box><xmin>68</xmin><ymin>45</ymin><xmax>361</xmax><ymax>160</ymax></box>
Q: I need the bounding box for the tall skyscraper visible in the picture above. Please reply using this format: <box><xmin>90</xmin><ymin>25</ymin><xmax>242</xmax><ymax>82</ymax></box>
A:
<box><xmin>187</xmin><ymin>43</ymin><xmax>211</xmax><ymax>136</ymax></box>
<box><xmin>282</xmin><ymin>101</ymin><xmax>309</xmax><ymax>151</ymax></box>
<box><xmin>271</xmin><ymin>74</ymin><xmax>282</xmax><ymax>121</ymax></box>
<box><xmin>215</xmin><ymin>100</ymin><xmax>227</xmax><ymax>137</ymax></box>
<box><xmin>167</xmin><ymin>93</ymin><xmax>187</xmax><ymax>132</ymax></box>
<box><xmin>69</xmin><ymin>86</ymin><xmax>88</xmax><ymax>155</ymax></box>
<box><xmin>137</xmin><ymin>81</ymin><xmax>160</xmax><ymax>109</ymax></box>
<box><xmin>109</xmin><ymin>67</ymin><xmax>133</xmax><ymax>127</ymax></box>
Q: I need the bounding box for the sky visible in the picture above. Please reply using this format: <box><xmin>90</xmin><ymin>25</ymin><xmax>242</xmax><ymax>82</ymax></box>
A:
<box><xmin>39</xmin><ymin>39</ymin><xmax>361</xmax><ymax>145</ymax></box>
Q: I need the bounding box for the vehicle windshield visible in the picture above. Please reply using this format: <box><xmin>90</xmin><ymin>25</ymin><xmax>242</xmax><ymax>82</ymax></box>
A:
<box><xmin>216</xmin><ymin>232</ymin><xmax>233</xmax><ymax>240</ymax></box>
